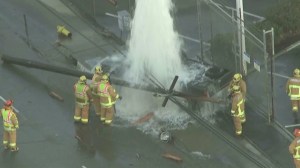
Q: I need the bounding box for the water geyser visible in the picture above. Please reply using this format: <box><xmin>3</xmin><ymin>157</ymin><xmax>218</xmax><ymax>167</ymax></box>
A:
<box><xmin>126</xmin><ymin>0</ymin><xmax>183</xmax><ymax>87</ymax></box>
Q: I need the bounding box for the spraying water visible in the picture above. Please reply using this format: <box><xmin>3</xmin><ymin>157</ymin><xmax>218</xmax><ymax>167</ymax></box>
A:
<box><xmin>126</xmin><ymin>0</ymin><xmax>182</xmax><ymax>87</ymax></box>
<box><xmin>113</xmin><ymin>0</ymin><xmax>218</xmax><ymax>135</ymax></box>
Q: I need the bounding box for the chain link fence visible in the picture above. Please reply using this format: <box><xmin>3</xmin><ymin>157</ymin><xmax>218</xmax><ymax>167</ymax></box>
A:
<box><xmin>199</xmin><ymin>0</ymin><xmax>273</xmax><ymax>121</ymax></box>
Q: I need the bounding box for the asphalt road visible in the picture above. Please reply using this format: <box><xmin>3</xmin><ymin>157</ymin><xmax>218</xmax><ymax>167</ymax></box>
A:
<box><xmin>0</xmin><ymin>0</ymin><xmax>294</xmax><ymax>167</ymax></box>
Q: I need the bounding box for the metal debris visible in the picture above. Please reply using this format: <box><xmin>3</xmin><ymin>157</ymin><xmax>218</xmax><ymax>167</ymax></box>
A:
<box><xmin>160</xmin><ymin>131</ymin><xmax>172</xmax><ymax>142</ymax></box>
<box><xmin>49</xmin><ymin>91</ymin><xmax>64</xmax><ymax>102</ymax></box>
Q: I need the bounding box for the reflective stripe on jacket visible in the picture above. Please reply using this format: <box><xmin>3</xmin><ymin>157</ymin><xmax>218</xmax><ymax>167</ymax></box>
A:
<box><xmin>98</xmin><ymin>82</ymin><xmax>116</xmax><ymax>107</ymax></box>
<box><xmin>294</xmin><ymin>146</ymin><xmax>300</xmax><ymax>159</ymax></box>
<box><xmin>287</xmin><ymin>78</ymin><xmax>300</xmax><ymax>99</ymax></box>
<box><xmin>2</xmin><ymin>109</ymin><xmax>13</xmax><ymax>127</ymax></box>
<box><xmin>229</xmin><ymin>80</ymin><xmax>246</xmax><ymax>98</ymax></box>
<box><xmin>1</xmin><ymin>108</ymin><xmax>18</xmax><ymax>131</ymax></box>
<box><xmin>289</xmin><ymin>85</ymin><xmax>300</xmax><ymax>99</ymax></box>
<box><xmin>232</xmin><ymin>92</ymin><xmax>245</xmax><ymax>118</ymax></box>
<box><xmin>74</xmin><ymin>83</ymin><xmax>88</xmax><ymax>105</ymax></box>
<box><xmin>234</xmin><ymin>99</ymin><xmax>245</xmax><ymax>117</ymax></box>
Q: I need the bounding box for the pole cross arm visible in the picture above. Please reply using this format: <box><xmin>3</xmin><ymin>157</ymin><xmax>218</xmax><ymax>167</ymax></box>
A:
<box><xmin>162</xmin><ymin>76</ymin><xmax>179</xmax><ymax>107</ymax></box>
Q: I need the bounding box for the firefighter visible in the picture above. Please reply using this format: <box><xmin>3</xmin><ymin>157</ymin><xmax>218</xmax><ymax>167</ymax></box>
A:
<box><xmin>286</xmin><ymin>68</ymin><xmax>300</xmax><ymax>121</ymax></box>
<box><xmin>0</xmin><ymin>100</ymin><xmax>19</xmax><ymax>152</ymax></box>
<box><xmin>228</xmin><ymin>73</ymin><xmax>247</xmax><ymax>99</ymax></box>
<box><xmin>97</xmin><ymin>73</ymin><xmax>121</xmax><ymax>125</ymax></box>
<box><xmin>231</xmin><ymin>85</ymin><xmax>245</xmax><ymax>136</ymax></box>
<box><xmin>74</xmin><ymin>75</ymin><xmax>93</xmax><ymax>124</ymax></box>
<box><xmin>90</xmin><ymin>66</ymin><xmax>103</xmax><ymax>116</ymax></box>
<box><xmin>289</xmin><ymin>128</ymin><xmax>300</xmax><ymax>168</ymax></box>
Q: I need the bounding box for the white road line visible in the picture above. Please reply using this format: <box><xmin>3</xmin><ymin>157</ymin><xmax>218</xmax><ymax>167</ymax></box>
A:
<box><xmin>0</xmin><ymin>96</ymin><xmax>20</xmax><ymax>113</ymax></box>
<box><xmin>268</xmin><ymin>72</ymin><xmax>290</xmax><ymax>79</ymax></box>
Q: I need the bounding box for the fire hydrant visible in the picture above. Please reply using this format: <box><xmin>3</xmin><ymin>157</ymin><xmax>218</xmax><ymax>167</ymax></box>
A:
<box><xmin>57</xmin><ymin>25</ymin><xmax>72</xmax><ymax>38</ymax></box>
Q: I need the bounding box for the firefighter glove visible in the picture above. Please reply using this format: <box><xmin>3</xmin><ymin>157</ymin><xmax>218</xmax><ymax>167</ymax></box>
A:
<box><xmin>15</xmin><ymin>125</ymin><xmax>19</xmax><ymax>129</ymax></box>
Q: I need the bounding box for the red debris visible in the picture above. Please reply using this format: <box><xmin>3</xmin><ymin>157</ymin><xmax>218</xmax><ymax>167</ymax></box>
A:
<box><xmin>162</xmin><ymin>153</ymin><xmax>182</xmax><ymax>162</ymax></box>
<box><xmin>132</xmin><ymin>112</ymin><xmax>154</xmax><ymax>125</ymax></box>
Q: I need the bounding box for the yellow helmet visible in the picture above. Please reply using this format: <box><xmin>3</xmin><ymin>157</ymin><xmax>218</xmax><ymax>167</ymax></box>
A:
<box><xmin>233</xmin><ymin>73</ymin><xmax>242</xmax><ymax>82</ymax></box>
<box><xmin>232</xmin><ymin>85</ymin><xmax>241</xmax><ymax>93</ymax></box>
<box><xmin>79</xmin><ymin>75</ymin><xmax>87</xmax><ymax>83</ymax></box>
<box><xmin>294</xmin><ymin>68</ymin><xmax>300</xmax><ymax>77</ymax></box>
<box><xmin>101</xmin><ymin>73</ymin><xmax>109</xmax><ymax>81</ymax></box>
<box><xmin>95</xmin><ymin>65</ymin><xmax>102</xmax><ymax>73</ymax></box>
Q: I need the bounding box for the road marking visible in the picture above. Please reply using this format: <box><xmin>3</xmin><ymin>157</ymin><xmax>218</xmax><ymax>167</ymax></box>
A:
<box><xmin>268</xmin><ymin>72</ymin><xmax>289</xmax><ymax>79</ymax></box>
<box><xmin>0</xmin><ymin>96</ymin><xmax>20</xmax><ymax>113</ymax></box>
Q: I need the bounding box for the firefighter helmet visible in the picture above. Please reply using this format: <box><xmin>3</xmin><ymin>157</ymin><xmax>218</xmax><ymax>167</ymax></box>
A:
<box><xmin>79</xmin><ymin>75</ymin><xmax>87</xmax><ymax>83</ymax></box>
<box><xmin>101</xmin><ymin>73</ymin><xmax>109</xmax><ymax>82</ymax></box>
<box><xmin>294</xmin><ymin>68</ymin><xmax>300</xmax><ymax>77</ymax></box>
<box><xmin>294</xmin><ymin>128</ymin><xmax>300</xmax><ymax>137</ymax></box>
<box><xmin>233</xmin><ymin>73</ymin><xmax>242</xmax><ymax>82</ymax></box>
<box><xmin>95</xmin><ymin>65</ymin><xmax>102</xmax><ymax>73</ymax></box>
<box><xmin>4</xmin><ymin>100</ymin><xmax>13</xmax><ymax>107</ymax></box>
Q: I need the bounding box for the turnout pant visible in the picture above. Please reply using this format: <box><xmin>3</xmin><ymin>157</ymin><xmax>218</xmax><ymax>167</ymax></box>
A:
<box><xmin>294</xmin><ymin>159</ymin><xmax>300</xmax><ymax>168</ymax></box>
<box><xmin>100</xmin><ymin>106</ymin><xmax>115</xmax><ymax>124</ymax></box>
<box><xmin>74</xmin><ymin>103</ymin><xmax>89</xmax><ymax>124</ymax></box>
<box><xmin>92</xmin><ymin>95</ymin><xmax>101</xmax><ymax>116</ymax></box>
<box><xmin>291</xmin><ymin>99</ymin><xmax>300</xmax><ymax>112</ymax></box>
<box><xmin>233</xmin><ymin>116</ymin><xmax>242</xmax><ymax>135</ymax></box>
<box><xmin>3</xmin><ymin>129</ymin><xmax>17</xmax><ymax>150</ymax></box>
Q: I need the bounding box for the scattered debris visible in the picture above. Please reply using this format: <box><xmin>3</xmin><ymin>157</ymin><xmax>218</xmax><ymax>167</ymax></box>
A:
<box><xmin>160</xmin><ymin>131</ymin><xmax>172</xmax><ymax>142</ymax></box>
<box><xmin>75</xmin><ymin>135</ymin><xmax>82</xmax><ymax>141</ymax></box>
<box><xmin>162</xmin><ymin>153</ymin><xmax>182</xmax><ymax>162</ymax></box>
<box><xmin>191</xmin><ymin>151</ymin><xmax>211</xmax><ymax>159</ymax></box>
<box><xmin>57</xmin><ymin>25</ymin><xmax>72</xmax><ymax>38</ymax></box>
<box><xmin>136</xmin><ymin>153</ymin><xmax>140</xmax><ymax>159</ymax></box>
<box><xmin>49</xmin><ymin>91</ymin><xmax>64</xmax><ymax>102</ymax></box>
<box><xmin>81</xmin><ymin>165</ymin><xmax>87</xmax><ymax>168</ymax></box>
<box><xmin>132</xmin><ymin>112</ymin><xmax>154</xmax><ymax>125</ymax></box>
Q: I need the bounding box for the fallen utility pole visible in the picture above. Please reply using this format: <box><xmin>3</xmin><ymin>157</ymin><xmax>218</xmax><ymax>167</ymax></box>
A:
<box><xmin>1</xmin><ymin>54</ymin><xmax>163</xmax><ymax>92</ymax></box>
<box><xmin>1</xmin><ymin>55</ymin><xmax>220</xmax><ymax>103</ymax></box>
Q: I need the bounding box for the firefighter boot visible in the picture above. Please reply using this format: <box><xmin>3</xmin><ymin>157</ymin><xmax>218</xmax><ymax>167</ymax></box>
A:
<box><xmin>10</xmin><ymin>146</ymin><xmax>19</xmax><ymax>152</ymax></box>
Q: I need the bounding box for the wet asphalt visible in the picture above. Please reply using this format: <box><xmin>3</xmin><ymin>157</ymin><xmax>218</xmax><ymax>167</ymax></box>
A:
<box><xmin>0</xmin><ymin>0</ymin><xmax>297</xmax><ymax>167</ymax></box>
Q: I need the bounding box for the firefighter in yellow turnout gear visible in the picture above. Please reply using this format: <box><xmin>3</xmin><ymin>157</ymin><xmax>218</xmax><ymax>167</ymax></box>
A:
<box><xmin>90</xmin><ymin>66</ymin><xmax>103</xmax><ymax>116</ymax></box>
<box><xmin>97</xmin><ymin>73</ymin><xmax>121</xmax><ymax>125</ymax></box>
<box><xmin>231</xmin><ymin>85</ymin><xmax>246</xmax><ymax>136</ymax></box>
<box><xmin>74</xmin><ymin>76</ymin><xmax>93</xmax><ymax>124</ymax></box>
<box><xmin>289</xmin><ymin>128</ymin><xmax>300</xmax><ymax>168</ymax></box>
<box><xmin>286</xmin><ymin>69</ymin><xmax>300</xmax><ymax>122</ymax></box>
<box><xmin>0</xmin><ymin>100</ymin><xmax>19</xmax><ymax>151</ymax></box>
